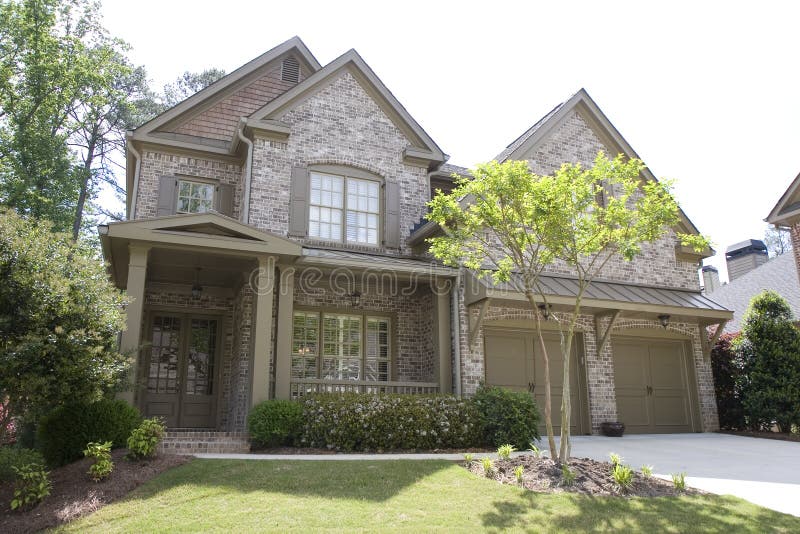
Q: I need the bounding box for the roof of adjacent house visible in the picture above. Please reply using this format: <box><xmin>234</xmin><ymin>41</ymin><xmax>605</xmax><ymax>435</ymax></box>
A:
<box><xmin>438</xmin><ymin>163</ymin><xmax>472</xmax><ymax>178</ymax></box>
<box><xmin>705</xmin><ymin>252</ymin><xmax>800</xmax><ymax>332</ymax></box>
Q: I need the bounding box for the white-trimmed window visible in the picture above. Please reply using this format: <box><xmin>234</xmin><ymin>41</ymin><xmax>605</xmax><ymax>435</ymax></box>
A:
<box><xmin>291</xmin><ymin>311</ymin><xmax>391</xmax><ymax>381</ymax></box>
<box><xmin>309</xmin><ymin>171</ymin><xmax>380</xmax><ymax>245</ymax></box>
<box><xmin>177</xmin><ymin>179</ymin><xmax>215</xmax><ymax>214</ymax></box>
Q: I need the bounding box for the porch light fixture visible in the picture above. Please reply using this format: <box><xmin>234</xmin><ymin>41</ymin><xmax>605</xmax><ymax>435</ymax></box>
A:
<box><xmin>349</xmin><ymin>290</ymin><xmax>362</xmax><ymax>307</ymax></box>
<box><xmin>538</xmin><ymin>303</ymin><xmax>551</xmax><ymax>320</ymax></box>
<box><xmin>192</xmin><ymin>268</ymin><xmax>203</xmax><ymax>299</ymax></box>
<box><xmin>658</xmin><ymin>314</ymin><xmax>670</xmax><ymax>328</ymax></box>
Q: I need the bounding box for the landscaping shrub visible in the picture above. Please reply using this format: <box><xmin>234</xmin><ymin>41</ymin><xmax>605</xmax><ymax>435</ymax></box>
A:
<box><xmin>710</xmin><ymin>332</ymin><xmax>746</xmax><ymax>430</ymax></box>
<box><xmin>248</xmin><ymin>400</ymin><xmax>303</xmax><ymax>447</ymax></box>
<box><xmin>1</xmin><ymin>400</ymin><xmax>15</xmax><ymax>445</ymax></box>
<box><xmin>300</xmin><ymin>394</ymin><xmax>482</xmax><ymax>452</ymax></box>
<box><xmin>37</xmin><ymin>399</ymin><xmax>141</xmax><ymax>466</ymax></box>
<box><xmin>10</xmin><ymin>464</ymin><xmax>51</xmax><ymax>511</ymax></box>
<box><xmin>127</xmin><ymin>417</ymin><xmax>166</xmax><ymax>459</ymax></box>
<box><xmin>0</xmin><ymin>446</ymin><xmax>45</xmax><ymax>482</ymax></box>
<box><xmin>735</xmin><ymin>291</ymin><xmax>800</xmax><ymax>432</ymax></box>
<box><xmin>84</xmin><ymin>441</ymin><xmax>114</xmax><ymax>481</ymax></box>
<box><xmin>471</xmin><ymin>385</ymin><xmax>540</xmax><ymax>449</ymax></box>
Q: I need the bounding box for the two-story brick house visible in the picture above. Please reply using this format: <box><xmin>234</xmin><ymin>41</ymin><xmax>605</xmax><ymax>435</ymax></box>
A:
<box><xmin>100</xmin><ymin>37</ymin><xmax>731</xmax><ymax>439</ymax></box>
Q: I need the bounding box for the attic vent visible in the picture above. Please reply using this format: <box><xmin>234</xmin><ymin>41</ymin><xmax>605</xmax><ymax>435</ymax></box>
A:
<box><xmin>281</xmin><ymin>56</ymin><xmax>300</xmax><ymax>84</ymax></box>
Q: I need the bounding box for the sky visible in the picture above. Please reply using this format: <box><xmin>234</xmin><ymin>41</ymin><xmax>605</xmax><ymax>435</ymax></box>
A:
<box><xmin>101</xmin><ymin>0</ymin><xmax>800</xmax><ymax>283</ymax></box>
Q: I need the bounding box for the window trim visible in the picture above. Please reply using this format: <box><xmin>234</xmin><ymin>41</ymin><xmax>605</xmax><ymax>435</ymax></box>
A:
<box><xmin>291</xmin><ymin>307</ymin><xmax>394</xmax><ymax>382</ymax></box>
<box><xmin>307</xmin><ymin>165</ymin><xmax>384</xmax><ymax>247</ymax></box>
<box><xmin>175</xmin><ymin>176</ymin><xmax>218</xmax><ymax>214</ymax></box>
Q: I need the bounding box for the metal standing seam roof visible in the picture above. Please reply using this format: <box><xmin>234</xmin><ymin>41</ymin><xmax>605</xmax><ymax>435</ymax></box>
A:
<box><xmin>299</xmin><ymin>247</ymin><xmax>456</xmax><ymax>273</ymax></box>
<box><xmin>484</xmin><ymin>273</ymin><xmax>730</xmax><ymax>313</ymax></box>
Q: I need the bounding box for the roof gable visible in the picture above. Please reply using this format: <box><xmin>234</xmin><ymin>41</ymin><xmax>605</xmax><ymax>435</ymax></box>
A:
<box><xmin>247</xmin><ymin>49</ymin><xmax>445</xmax><ymax>163</ymax></box>
<box><xmin>496</xmin><ymin>88</ymin><xmax>704</xmax><ymax>239</ymax></box>
<box><xmin>767</xmin><ymin>170</ymin><xmax>800</xmax><ymax>226</ymax></box>
<box><xmin>133</xmin><ymin>37</ymin><xmax>321</xmax><ymax>143</ymax></box>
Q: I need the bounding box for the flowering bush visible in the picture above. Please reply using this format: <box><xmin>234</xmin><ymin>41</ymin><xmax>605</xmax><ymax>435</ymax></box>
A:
<box><xmin>299</xmin><ymin>394</ymin><xmax>482</xmax><ymax>452</ymax></box>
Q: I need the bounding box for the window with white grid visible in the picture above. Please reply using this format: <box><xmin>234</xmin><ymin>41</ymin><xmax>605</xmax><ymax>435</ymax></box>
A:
<box><xmin>291</xmin><ymin>312</ymin><xmax>319</xmax><ymax>379</ymax></box>
<box><xmin>322</xmin><ymin>314</ymin><xmax>362</xmax><ymax>380</ymax></box>
<box><xmin>309</xmin><ymin>173</ymin><xmax>343</xmax><ymax>240</ymax></box>
<box><xmin>308</xmin><ymin>171</ymin><xmax>380</xmax><ymax>245</ymax></box>
<box><xmin>177</xmin><ymin>180</ymin><xmax>214</xmax><ymax>214</ymax></box>
<box><xmin>346</xmin><ymin>177</ymin><xmax>380</xmax><ymax>245</ymax></box>
<box><xmin>365</xmin><ymin>318</ymin><xmax>390</xmax><ymax>381</ymax></box>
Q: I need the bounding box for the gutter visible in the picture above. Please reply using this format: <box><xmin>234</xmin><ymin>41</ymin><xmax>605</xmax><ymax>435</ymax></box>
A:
<box><xmin>127</xmin><ymin>132</ymin><xmax>142</xmax><ymax>219</ymax></box>
<box><xmin>237</xmin><ymin>118</ymin><xmax>254</xmax><ymax>224</ymax></box>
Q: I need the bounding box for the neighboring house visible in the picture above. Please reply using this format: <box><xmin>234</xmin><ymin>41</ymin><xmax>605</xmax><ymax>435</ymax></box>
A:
<box><xmin>705</xmin><ymin>250</ymin><xmax>800</xmax><ymax>333</ymax></box>
<box><xmin>768</xmin><ymin>172</ymin><xmax>800</xmax><ymax>278</ymax></box>
<box><xmin>100</xmin><ymin>37</ymin><xmax>731</xmax><ymax>439</ymax></box>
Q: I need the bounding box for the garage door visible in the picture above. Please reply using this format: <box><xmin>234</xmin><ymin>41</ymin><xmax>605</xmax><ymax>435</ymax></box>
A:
<box><xmin>484</xmin><ymin>329</ymin><xmax>589</xmax><ymax>435</ymax></box>
<box><xmin>612</xmin><ymin>337</ymin><xmax>694</xmax><ymax>434</ymax></box>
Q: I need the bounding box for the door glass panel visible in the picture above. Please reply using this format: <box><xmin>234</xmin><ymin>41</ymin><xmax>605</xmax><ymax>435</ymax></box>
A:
<box><xmin>185</xmin><ymin>318</ymin><xmax>217</xmax><ymax>396</ymax></box>
<box><xmin>148</xmin><ymin>315</ymin><xmax>181</xmax><ymax>394</ymax></box>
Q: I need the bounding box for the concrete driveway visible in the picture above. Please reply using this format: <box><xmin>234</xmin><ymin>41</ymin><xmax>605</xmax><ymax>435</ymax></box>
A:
<box><xmin>565</xmin><ymin>433</ymin><xmax>800</xmax><ymax>517</ymax></box>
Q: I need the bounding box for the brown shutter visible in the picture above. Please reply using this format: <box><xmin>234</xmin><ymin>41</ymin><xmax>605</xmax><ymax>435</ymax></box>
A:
<box><xmin>384</xmin><ymin>180</ymin><xmax>400</xmax><ymax>248</ymax></box>
<box><xmin>288</xmin><ymin>166</ymin><xmax>309</xmax><ymax>237</ymax></box>
<box><xmin>157</xmin><ymin>176</ymin><xmax>177</xmax><ymax>216</ymax></box>
<box><xmin>216</xmin><ymin>183</ymin><xmax>234</xmax><ymax>217</ymax></box>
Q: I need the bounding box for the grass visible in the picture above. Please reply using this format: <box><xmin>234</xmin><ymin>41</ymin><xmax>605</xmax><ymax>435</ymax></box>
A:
<box><xmin>56</xmin><ymin>460</ymin><xmax>798</xmax><ymax>533</ymax></box>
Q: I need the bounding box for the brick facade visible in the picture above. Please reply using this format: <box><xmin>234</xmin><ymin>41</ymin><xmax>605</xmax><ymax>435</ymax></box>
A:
<box><xmin>126</xmin><ymin>41</ymin><xmax>720</xmax><ymax>435</ymax></box>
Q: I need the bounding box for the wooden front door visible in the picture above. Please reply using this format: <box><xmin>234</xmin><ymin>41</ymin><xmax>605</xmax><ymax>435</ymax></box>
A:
<box><xmin>142</xmin><ymin>313</ymin><xmax>220</xmax><ymax>428</ymax></box>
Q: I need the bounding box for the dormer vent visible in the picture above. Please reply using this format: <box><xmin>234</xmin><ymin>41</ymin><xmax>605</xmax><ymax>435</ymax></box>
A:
<box><xmin>281</xmin><ymin>56</ymin><xmax>300</xmax><ymax>84</ymax></box>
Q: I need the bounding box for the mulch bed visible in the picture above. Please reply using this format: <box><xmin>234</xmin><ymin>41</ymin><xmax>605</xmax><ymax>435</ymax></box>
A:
<box><xmin>467</xmin><ymin>455</ymin><xmax>704</xmax><ymax>497</ymax></box>
<box><xmin>719</xmin><ymin>430</ymin><xmax>800</xmax><ymax>443</ymax></box>
<box><xmin>0</xmin><ymin>449</ymin><xmax>189</xmax><ymax>534</ymax></box>
<box><xmin>250</xmin><ymin>446</ymin><xmax>493</xmax><ymax>454</ymax></box>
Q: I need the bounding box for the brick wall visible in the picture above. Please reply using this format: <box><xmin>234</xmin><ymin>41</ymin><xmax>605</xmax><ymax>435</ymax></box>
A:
<box><xmin>135</xmin><ymin>150</ymin><xmax>243</xmax><ymax>220</ymax></box>
<box><xmin>226</xmin><ymin>285</ymin><xmax>253</xmax><ymax>431</ymax></box>
<box><xmin>522</xmin><ymin>110</ymin><xmax>700</xmax><ymax>290</ymax></box>
<box><xmin>790</xmin><ymin>222</ymin><xmax>800</xmax><ymax>285</ymax></box>
<box><xmin>248</xmin><ymin>72</ymin><xmax>429</xmax><ymax>255</ymax></box>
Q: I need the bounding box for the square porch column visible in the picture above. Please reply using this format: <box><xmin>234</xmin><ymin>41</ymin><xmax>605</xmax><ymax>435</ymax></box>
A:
<box><xmin>250</xmin><ymin>256</ymin><xmax>275</xmax><ymax>407</ymax></box>
<box><xmin>274</xmin><ymin>266</ymin><xmax>295</xmax><ymax>400</ymax></box>
<box><xmin>119</xmin><ymin>244</ymin><xmax>150</xmax><ymax>405</ymax></box>
<box><xmin>434</xmin><ymin>282</ymin><xmax>453</xmax><ymax>393</ymax></box>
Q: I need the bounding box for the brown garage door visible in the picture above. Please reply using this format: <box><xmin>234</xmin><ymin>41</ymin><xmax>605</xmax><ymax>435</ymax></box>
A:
<box><xmin>612</xmin><ymin>337</ymin><xmax>694</xmax><ymax>434</ymax></box>
<box><xmin>484</xmin><ymin>329</ymin><xmax>589</xmax><ymax>435</ymax></box>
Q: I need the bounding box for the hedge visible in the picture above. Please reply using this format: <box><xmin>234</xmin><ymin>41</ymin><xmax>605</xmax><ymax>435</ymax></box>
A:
<box><xmin>472</xmin><ymin>385</ymin><xmax>541</xmax><ymax>449</ymax></box>
<box><xmin>299</xmin><ymin>394</ymin><xmax>483</xmax><ymax>452</ymax></box>
<box><xmin>248</xmin><ymin>400</ymin><xmax>304</xmax><ymax>447</ymax></box>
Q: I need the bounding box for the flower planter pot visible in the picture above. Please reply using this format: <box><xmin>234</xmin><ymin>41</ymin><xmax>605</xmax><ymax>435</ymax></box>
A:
<box><xmin>600</xmin><ymin>422</ymin><xmax>625</xmax><ymax>437</ymax></box>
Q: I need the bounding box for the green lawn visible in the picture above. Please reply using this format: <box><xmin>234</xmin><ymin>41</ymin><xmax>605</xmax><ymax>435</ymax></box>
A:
<box><xmin>56</xmin><ymin>460</ymin><xmax>798</xmax><ymax>533</ymax></box>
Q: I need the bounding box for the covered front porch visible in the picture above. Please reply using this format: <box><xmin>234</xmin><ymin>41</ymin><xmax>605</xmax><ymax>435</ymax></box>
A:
<box><xmin>100</xmin><ymin>213</ymin><xmax>456</xmax><ymax>432</ymax></box>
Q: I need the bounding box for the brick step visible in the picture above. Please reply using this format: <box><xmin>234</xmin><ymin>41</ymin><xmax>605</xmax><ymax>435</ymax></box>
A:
<box><xmin>159</xmin><ymin>430</ymin><xmax>251</xmax><ymax>455</ymax></box>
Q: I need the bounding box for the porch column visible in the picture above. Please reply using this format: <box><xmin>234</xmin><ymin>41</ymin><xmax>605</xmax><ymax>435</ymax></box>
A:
<box><xmin>274</xmin><ymin>266</ymin><xmax>295</xmax><ymax>400</ymax></box>
<box><xmin>119</xmin><ymin>244</ymin><xmax>150</xmax><ymax>405</ymax></box>
<box><xmin>250</xmin><ymin>255</ymin><xmax>275</xmax><ymax>407</ymax></box>
<box><xmin>434</xmin><ymin>282</ymin><xmax>453</xmax><ymax>393</ymax></box>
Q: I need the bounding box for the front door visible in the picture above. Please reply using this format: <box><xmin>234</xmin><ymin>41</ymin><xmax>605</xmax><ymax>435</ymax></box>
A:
<box><xmin>142</xmin><ymin>313</ymin><xmax>220</xmax><ymax>428</ymax></box>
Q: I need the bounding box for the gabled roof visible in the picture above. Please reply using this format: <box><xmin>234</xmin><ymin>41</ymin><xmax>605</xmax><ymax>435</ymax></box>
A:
<box><xmin>706</xmin><ymin>253</ymin><xmax>800</xmax><ymax>332</ymax></box>
<box><xmin>493</xmin><ymin>88</ymin><xmax>704</xmax><ymax>240</ymax></box>
<box><xmin>247</xmin><ymin>49</ymin><xmax>445</xmax><ymax>165</ymax></box>
<box><xmin>132</xmin><ymin>37</ymin><xmax>320</xmax><ymax>142</ymax></box>
<box><xmin>766</xmin><ymin>170</ymin><xmax>800</xmax><ymax>226</ymax></box>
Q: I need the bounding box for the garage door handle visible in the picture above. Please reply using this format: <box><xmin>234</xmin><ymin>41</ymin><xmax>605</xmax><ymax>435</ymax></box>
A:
<box><xmin>646</xmin><ymin>385</ymin><xmax>653</xmax><ymax>396</ymax></box>
<box><xmin>528</xmin><ymin>382</ymin><xmax>535</xmax><ymax>393</ymax></box>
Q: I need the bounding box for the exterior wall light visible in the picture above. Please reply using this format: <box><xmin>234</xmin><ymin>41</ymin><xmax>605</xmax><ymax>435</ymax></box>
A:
<box><xmin>192</xmin><ymin>268</ymin><xmax>203</xmax><ymax>299</ymax></box>
<box><xmin>658</xmin><ymin>314</ymin><xmax>670</xmax><ymax>328</ymax></box>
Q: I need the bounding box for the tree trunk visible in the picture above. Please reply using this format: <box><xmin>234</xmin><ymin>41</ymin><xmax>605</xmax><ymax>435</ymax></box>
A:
<box><xmin>72</xmin><ymin>133</ymin><xmax>97</xmax><ymax>240</ymax></box>
<box><xmin>526</xmin><ymin>293</ymin><xmax>557</xmax><ymax>460</ymax></box>
<box><xmin>558</xmin><ymin>310</ymin><xmax>578</xmax><ymax>462</ymax></box>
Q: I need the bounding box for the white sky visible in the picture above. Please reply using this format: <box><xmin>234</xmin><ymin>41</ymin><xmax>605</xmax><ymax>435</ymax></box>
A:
<box><xmin>102</xmin><ymin>0</ymin><xmax>800</xmax><ymax>283</ymax></box>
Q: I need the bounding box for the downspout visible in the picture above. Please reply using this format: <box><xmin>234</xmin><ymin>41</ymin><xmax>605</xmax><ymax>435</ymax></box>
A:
<box><xmin>237</xmin><ymin>119</ymin><xmax>254</xmax><ymax>224</ymax></box>
<box><xmin>127</xmin><ymin>132</ymin><xmax>141</xmax><ymax>220</ymax></box>
<box><xmin>452</xmin><ymin>269</ymin><xmax>462</xmax><ymax>397</ymax></box>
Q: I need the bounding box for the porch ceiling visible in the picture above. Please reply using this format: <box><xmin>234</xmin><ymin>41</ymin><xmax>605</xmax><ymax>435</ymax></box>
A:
<box><xmin>147</xmin><ymin>248</ymin><xmax>255</xmax><ymax>287</ymax></box>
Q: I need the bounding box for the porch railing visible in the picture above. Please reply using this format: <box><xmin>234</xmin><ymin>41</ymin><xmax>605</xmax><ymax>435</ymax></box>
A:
<box><xmin>290</xmin><ymin>378</ymin><xmax>439</xmax><ymax>398</ymax></box>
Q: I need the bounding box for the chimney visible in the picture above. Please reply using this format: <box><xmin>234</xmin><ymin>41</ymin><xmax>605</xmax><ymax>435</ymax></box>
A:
<box><xmin>702</xmin><ymin>265</ymin><xmax>721</xmax><ymax>293</ymax></box>
<box><xmin>725</xmin><ymin>239</ymin><xmax>768</xmax><ymax>281</ymax></box>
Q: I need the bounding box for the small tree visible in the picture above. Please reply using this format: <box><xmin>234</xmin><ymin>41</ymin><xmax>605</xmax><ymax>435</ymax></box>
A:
<box><xmin>0</xmin><ymin>210</ymin><xmax>128</xmax><ymax>443</ymax></box>
<box><xmin>735</xmin><ymin>291</ymin><xmax>800</xmax><ymax>432</ymax></box>
<box><xmin>764</xmin><ymin>224</ymin><xmax>791</xmax><ymax>257</ymax></box>
<box><xmin>428</xmin><ymin>152</ymin><xmax>709</xmax><ymax>462</ymax></box>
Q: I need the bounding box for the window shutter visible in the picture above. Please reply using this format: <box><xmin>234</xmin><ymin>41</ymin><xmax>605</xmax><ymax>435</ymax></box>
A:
<box><xmin>288</xmin><ymin>165</ymin><xmax>309</xmax><ymax>237</ymax></box>
<box><xmin>156</xmin><ymin>176</ymin><xmax>177</xmax><ymax>216</ymax></box>
<box><xmin>384</xmin><ymin>180</ymin><xmax>400</xmax><ymax>248</ymax></box>
<box><xmin>216</xmin><ymin>184</ymin><xmax>234</xmax><ymax>217</ymax></box>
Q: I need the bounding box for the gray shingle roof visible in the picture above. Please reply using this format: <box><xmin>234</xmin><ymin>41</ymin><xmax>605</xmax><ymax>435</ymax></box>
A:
<box><xmin>494</xmin><ymin>98</ymin><xmax>569</xmax><ymax>162</ymax></box>
<box><xmin>438</xmin><ymin>163</ymin><xmax>471</xmax><ymax>177</ymax></box>
<box><xmin>706</xmin><ymin>253</ymin><xmax>800</xmax><ymax>332</ymax></box>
